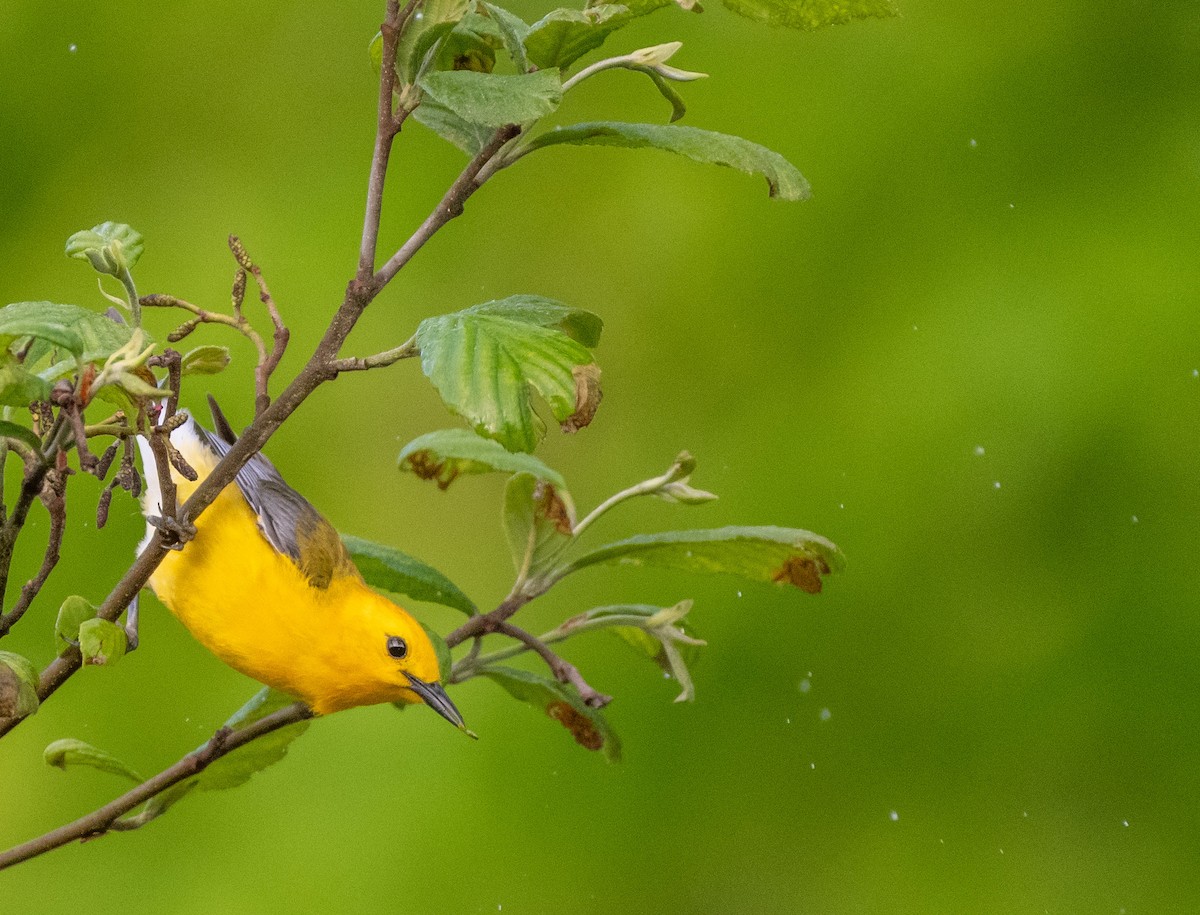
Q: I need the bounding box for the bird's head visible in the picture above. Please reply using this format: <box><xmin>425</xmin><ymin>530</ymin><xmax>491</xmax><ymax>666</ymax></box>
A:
<box><xmin>315</xmin><ymin>586</ymin><xmax>465</xmax><ymax>731</ymax></box>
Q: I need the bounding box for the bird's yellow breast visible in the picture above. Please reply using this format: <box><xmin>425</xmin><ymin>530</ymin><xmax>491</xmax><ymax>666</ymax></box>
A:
<box><xmin>142</xmin><ymin>434</ymin><xmax>433</xmax><ymax>714</ymax></box>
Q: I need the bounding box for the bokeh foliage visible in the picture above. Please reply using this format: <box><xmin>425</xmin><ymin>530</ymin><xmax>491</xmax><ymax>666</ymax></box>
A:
<box><xmin>1</xmin><ymin>0</ymin><xmax>1199</xmax><ymax>912</ymax></box>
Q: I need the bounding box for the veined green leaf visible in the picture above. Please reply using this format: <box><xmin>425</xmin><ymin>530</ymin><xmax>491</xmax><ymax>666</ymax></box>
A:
<box><xmin>399</xmin><ymin>428</ymin><xmax>566</xmax><ymax>489</ymax></box>
<box><xmin>503</xmin><ymin>472</ymin><xmax>576</xmax><ymax>576</ymax></box>
<box><xmin>413</xmin><ymin>100</ymin><xmax>497</xmax><ymax>157</ymax></box>
<box><xmin>397</xmin><ymin>0</ymin><xmax>472</xmax><ymax>81</ymax></box>
<box><xmin>0</xmin><ymin>355</ymin><xmax>51</xmax><ymax>409</ymax></box>
<box><xmin>722</xmin><ymin>0</ymin><xmax>899</xmax><ymax>31</ymax></box>
<box><xmin>524</xmin><ymin>121</ymin><xmax>810</xmax><ymax>200</ymax></box>
<box><xmin>561</xmin><ymin>526</ymin><xmax>845</xmax><ymax>593</ymax></box>
<box><xmin>524</xmin><ymin>5</ymin><xmax>632</xmax><ymax>70</ymax></box>
<box><xmin>8</xmin><ymin>301</ymin><xmax>133</xmax><ymax>368</ymax></box>
<box><xmin>483</xmin><ymin>3</ymin><xmax>531</xmax><ymax>72</ymax></box>
<box><xmin>418</xmin><ymin>69</ymin><xmax>562</xmax><ymax>128</ymax></box>
<box><xmin>482</xmin><ymin>665</ymin><xmax>620</xmax><ymax>761</ymax></box>
<box><xmin>0</xmin><ymin>650</ymin><xmax>40</xmax><ymax>718</ymax></box>
<box><xmin>342</xmin><ymin>534</ymin><xmax>477</xmax><ymax>615</ymax></box>
<box><xmin>415</xmin><ymin>296</ymin><xmax>603</xmax><ymax>452</ymax></box>
<box><xmin>44</xmin><ymin>738</ymin><xmax>143</xmax><ymax>783</ymax></box>
<box><xmin>0</xmin><ymin>302</ymin><xmax>84</xmax><ymax>356</ymax></box>
<box><xmin>79</xmin><ymin>618</ymin><xmax>127</xmax><ymax>666</ymax></box>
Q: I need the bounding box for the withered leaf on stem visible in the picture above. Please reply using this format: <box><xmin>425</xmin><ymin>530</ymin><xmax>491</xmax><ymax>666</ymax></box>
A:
<box><xmin>561</xmin><ymin>363</ymin><xmax>602</xmax><ymax>434</ymax></box>
<box><xmin>771</xmin><ymin>555</ymin><xmax>831</xmax><ymax>594</ymax></box>
<box><xmin>546</xmin><ymin>700</ymin><xmax>604</xmax><ymax>752</ymax></box>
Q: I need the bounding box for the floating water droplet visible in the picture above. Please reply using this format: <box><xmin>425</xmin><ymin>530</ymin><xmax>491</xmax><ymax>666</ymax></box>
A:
<box><xmin>969</xmin><ymin>138</ymin><xmax>978</xmax><ymax>148</ymax></box>
<box><xmin>912</xmin><ymin>324</ymin><xmax>919</xmax><ymax>331</ymax></box>
<box><xmin>1193</xmin><ymin>369</ymin><xmax>1199</xmax><ymax>378</ymax></box>
<box><xmin>798</xmin><ymin>678</ymin><xmax>811</xmax><ymax>694</ymax></box>
<box><xmin>68</xmin><ymin>43</ymin><xmax>77</xmax><ymax>53</ymax></box>
<box><xmin>838</xmin><ymin>502</ymin><xmax>845</xmax><ymax>509</ymax></box>
<box><xmin>1008</xmin><ymin>203</ymin><xmax>1015</xmax><ymax>209</ymax></box>
<box><xmin>1131</xmin><ymin>515</ymin><xmax>1139</xmax><ymax>524</ymax></box>
<box><xmin>1022</xmin><ymin>810</ymin><xmax>1028</xmax><ymax>818</ymax></box>
<box><xmin>1122</xmin><ymin>819</ymin><xmax>1130</xmax><ymax>827</ymax></box>
<box><xmin>889</xmin><ymin>810</ymin><xmax>899</xmax><ymax>822</ymax></box>
<box><xmin>973</xmin><ymin>445</ymin><xmax>986</xmax><ymax>457</ymax></box>
<box><xmin>999</xmin><ymin>848</ymin><xmax>1004</xmax><ymax>854</ymax></box>
<box><xmin>993</xmin><ymin>481</ymin><xmax>1002</xmax><ymax>489</ymax></box>
<box><xmin>810</xmin><ymin>762</ymin><xmax>815</xmax><ymax>769</ymax></box>
<box><xmin>819</xmin><ymin>707</ymin><xmax>831</xmax><ymax>721</ymax></box>
<box><xmin>736</xmin><ymin>590</ymin><xmax>743</xmax><ymax>598</ymax></box>
<box><xmin>786</xmin><ymin>717</ymin><xmax>791</xmax><ymax>724</ymax></box>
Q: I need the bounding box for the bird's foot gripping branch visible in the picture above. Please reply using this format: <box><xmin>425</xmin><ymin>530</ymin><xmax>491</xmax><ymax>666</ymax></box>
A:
<box><xmin>0</xmin><ymin>0</ymin><xmax>895</xmax><ymax>871</ymax></box>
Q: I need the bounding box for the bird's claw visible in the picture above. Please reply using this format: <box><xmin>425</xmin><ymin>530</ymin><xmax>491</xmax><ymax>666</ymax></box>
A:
<box><xmin>147</xmin><ymin>514</ymin><xmax>196</xmax><ymax>550</ymax></box>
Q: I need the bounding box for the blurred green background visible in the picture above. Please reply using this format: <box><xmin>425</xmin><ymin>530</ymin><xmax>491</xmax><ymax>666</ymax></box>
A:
<box><xmin>2</xmin><ymin>0</ymin><xmax>1199</xmax><ymax>911</ymax></box>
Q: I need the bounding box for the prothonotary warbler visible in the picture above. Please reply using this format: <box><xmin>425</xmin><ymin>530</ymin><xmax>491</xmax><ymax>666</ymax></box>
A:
<box><xmin>135</xmin><ymin>396</ymin><xmax>465</xmax><ymax>728</ymax></box>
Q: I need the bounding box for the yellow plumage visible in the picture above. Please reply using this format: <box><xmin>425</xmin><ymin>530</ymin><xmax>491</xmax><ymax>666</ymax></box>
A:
<box><xmin>137</xmin><ymin>407</ymin><xmax>460</xmax><ymax>724</ymax></box>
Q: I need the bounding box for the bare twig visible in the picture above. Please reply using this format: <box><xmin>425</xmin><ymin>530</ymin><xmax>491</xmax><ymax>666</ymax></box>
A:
<box><xmin>0</xmin><ymin>468</ymin><xmax>67</xmax><ymax>638</ymax></box>
<box><xmin>329</xmin><ymin>335</ymin><xmax>419</xmax><ymax>373</ymax></box>
<box><xmin>0</xmin><ymin>702</ymin><xmax>313</xmax><ymax>871</ymax></box>
<box><xmin>229</xmin><ymin>236</ymin><xmax>291</xmax><ymax>418</ymax></box>
<box><xmin>493</xmin><ymin>622</ymin><xmax>612</xmax><ymax>708</ymax></box>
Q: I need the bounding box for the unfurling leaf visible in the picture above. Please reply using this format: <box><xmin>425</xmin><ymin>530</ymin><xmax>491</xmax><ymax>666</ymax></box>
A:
<box><xmin>55</xmin><ymin>595</ymin><xmax>98</xmax><ymax>657</ymax></box>
<box><xmin>523</xmin><ymin>122</ymin><xmax>810</xmax><ymax>201</ymax></box>
<box><xmin>561</xmin><ymin>526</ymin><xmax>845</xmax><ymax>592</ymax></box>
<box><xmin>180</xmin><ymin>345</ymin><xmax>231</xmax><ymax>376</ymax></box>
<box><xmin>504</xmin><ymin>473</ymin><xmax>575</xmax><ymax>576</ymax></box>
<box><xmin>65</xmin><ymin>222</ymin><xmax>145</xmax><ymax>276</ymax></box>
<box><xmin>44</xmin><ymin>738</ymin><xmax>143</xmax><ymax>783</ymax></box>
<box><xmin>482</xmin><ymin>665</ymin><xmax>620</xmax><ymax>761</ymax></box>
<box><xmin>0</xmin><ymin>651</ymin><xmax>40</xmax><ymax>718</ymax></box>
<box><xmin>79</xmin><ymin>618</ymin><xmax>127</xmax><ymax>666</ymax></box>
<box><xmin>722</xmin><ymin>0</ymin><xmax>899</xmax><ymax>31</ymax></box>
<box><xmin>399</xmin><ymin>428</ymin><xmax>566</xmax><ymax>489</ymax></box>
<box><xmin>415</xmin><ymin>296</ymin><xmax>603</xmax><ymax>452</ymax></box>
<box><xmin>482</xmin><ymin>2</ymin><xmax>531</xmax><ymax>72</ymax></box>
<box><xmin>418</xmin><ymin>69</ymin><xmax>562</xmax><ymax>128</ymax></box>
<box><xmin>342</xmin><ymin>534</ymin><xmax>477</xmax><ymax>615</ymax></box>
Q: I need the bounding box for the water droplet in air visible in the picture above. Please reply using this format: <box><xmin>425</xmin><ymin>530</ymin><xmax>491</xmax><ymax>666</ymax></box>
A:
<box><xmin>838</xmin><ymin>502</ymin><xmax>845</xmax><ymax>509</ymax></box>
<box><xmin>1193</xmin><ymin>369</ymin><xmax>1199</xmax><ymax>378</ymax></box>
<box><xmin>993</xmin><ymin>481</ymin><xmax>1002</xmax><ymax>489</ymax></box>
<box><xmin>912</xmin><ymin>325</ymin><xmax>918</xmax><ymax>331</ymax></box>
<box><xmin>736</xmin><ymin>590</ymin><xmax>743</xmax><ymax>598</ymax></box>
<box><xmin>973</xmin><ymin>445</ymin><xmax>985</xmax><ymax>456</ymax></box>
<box><xmin>968</xmin><ymin>138</ymin><xmax>978</xmax><ymax>148</ymax></box>
<box><xmin>786</xmin><ymin>717</ymin><xmax>791</xmax><ymax>725</ymax></box>
<box><xmin>810</xmin><ymin>762</ymin><xmax>816</xmax><ymax>769</ymax></box>
<box><xmin>889</xmin><ymin>810</ymin><xmax>899</xmax><ymax>822</ymax></box>
<box><xmin>68</xmin><ymin>43</ymin><xmax>77</xmax><ymax>53</ymax></box>
<box><xmin>1008</xmin><ymin>203</ymin><xmax>1015</xmax><ymax>209</ymax></box>
<box><xmin>819</xmin><ymin>707</ymin><xmax>831</xmax><ymax>721</ymax></box>
<box><xmin>1131</xmin><ymin>515</ymin><xmax>1139</xmax><ymax>523</ymax></box>
<box><xmin>798</xmin><ymin>678</ymin><xmax>811</xmax><ymax>694</ymax></box>
<box><xmin>1122</xmin><ymin>819</ymin><xmax>1130</xmax><ymax>827</ymax></box>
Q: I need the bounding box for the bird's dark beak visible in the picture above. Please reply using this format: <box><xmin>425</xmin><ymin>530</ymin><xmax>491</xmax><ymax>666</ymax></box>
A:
<box><xmin>405</xmin><ymin>673</ymin><xmax>473</xmax><ymax>736</ymax></box>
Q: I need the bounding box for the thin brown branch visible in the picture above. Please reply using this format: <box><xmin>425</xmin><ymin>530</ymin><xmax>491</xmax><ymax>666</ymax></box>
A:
<box><xmin>230</xmin><ymin>236</ymin><xmax>291</xmax><ymax>418</ymax></box>
<box><xmin>493</xmin><ymin>622</ymin><xmax>612</xmax><ymax>708</ymax></box>
<box><xmin>0</xmin><ymin>468</ymin><xmax>66</xmax><ymax>638</ymax></box>
<box><xmin>0</xmin><ymin>702</ymin><xmax>313</xmax><ymax>871</ymax></box>
<box><xmin>329</xmin><ymin>335</ymin><xmax>419</xmax><ymax>373</ymax></box>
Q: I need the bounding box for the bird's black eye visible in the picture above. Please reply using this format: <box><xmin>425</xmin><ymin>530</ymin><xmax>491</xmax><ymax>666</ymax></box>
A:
<box><xmin>386</xmin><ymin>636</ymin><xmax>408</xmax><ymax>659</ymax></box>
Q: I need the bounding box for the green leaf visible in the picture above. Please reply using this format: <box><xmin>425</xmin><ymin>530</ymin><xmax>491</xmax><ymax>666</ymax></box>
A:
<box><xmin>44</xmin><ymin>738</ymin><xmax>143</xmax><ymax>783</ymax></box>
<box><xmin>0</xmin><ymin>650</ymin><xmax>40</xmax><ymax>718</ymax></box>
<box><xmin>342</xmin><ymin>534</ymin><xmax>477</xmax><ymax>615</ymax></box>
<box><xmin>524</xmin><ymin>122</ymin><xmax>810</xmax><ymax>201</ymax></box>
<box><xmin>418</xmin><ymin>69</ymin><xmax>562</xmax><ymax>128</ymax></box>
<box><xmin>55</xmin><ymin>595</ymin><xmax>98</xmax><ymax>657</ymax></box>
<box><xmin>436</xmin><ymin>13</ymin><xmax>503</xmax><ymax>73</ymax></box>
<box><xmin>0</xmin><ymin>302</ymin><xmax>84</xmax><ymax>356</ymax></box>
<box><xmin>481</xmin><ymin>665</ymin><xmax>620</xmax><ymax>761</ymax></box>
<box><xmin>11</xmin><ymin>302</ymin><xmax>134</xmax><ymax>369</ymax></box>
<box><xmin>482</xmin><ymin>3</ymin><xmax>531</xmax><ymax>72</ymax></box>
<box><xmin>65</xmin><ymin>222</ymin><xmax>145</xmax><ymax>276</ymax></box>
<box><xmin>0</xmin><ymin>354</ymin><xmax>51</xmax><ymax>409</ymax></box>
<box><xmin>413</xmin><ymin>100</ymin><xmax>498</xmax><ymax>156</ymax></box>
<box><xmin>524</xmin><ymin>5</ymin><xmax>635</xmax><ymax>70</ymax></box>
<box><xmin>722</xmin><ymin>0</ymin><xmax>899</xmax><ymax>31</ymax></box>
<box><xmin>79</xmin><ymin>618</ymin><xmax>127</xmax><ymax>666</ymax></box>
<box><xmin>141</xmin><ymin>688</ymin><xmax>310</xmax><ymax>821</ymax></box>
<box><xmin>180</xmin><ymin>345</ymin><xmax>231</xmax><ymax>376</ymax></box>
<box><xmin>504</xmin><ymin>472</ymin><xmax>575</xmax><ymax>576</ymax></box>
<box><xmin>419</xmin><ymin>622</ymin><xmax>454</xmax><ymax>682</ymax></box>
<box><xmin>397</xmin><ymin>0</ymin><xmax>472</xmax><ymax>82</ymax></box>
<box><xmin>596</xmin><ymin>601</ymin><xmax>704</xmax><ymax>702</ymax></box>
<box><xmin>415</xmin><ymin>296</ymin><xmax>603</xmax><ymax>452</ymax></box>
<box><xmin>0</xmin><ymin>420</ymin><xmax>43</xmax><ymax>455</ymax></box>
<box><xmin>562</xmin><ymin>526</ymin><xmax>845</xmax><ymax>593</ymax></box>
<box><xmin>368</xmin><ymin>31</ymin><xmax>383</xmax><ymax>72</ymax></box>
<box><xmin>399</xmin><ymin>428</ymin><xmax>566</xmax><ymax>489</ymax></box>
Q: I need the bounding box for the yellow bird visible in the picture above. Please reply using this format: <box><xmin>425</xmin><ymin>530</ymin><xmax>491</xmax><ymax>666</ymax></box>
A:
<box><xmin>135</xmin><ymin>397</ymin><xmax>464</xmax><ymax>727</ymax></box>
